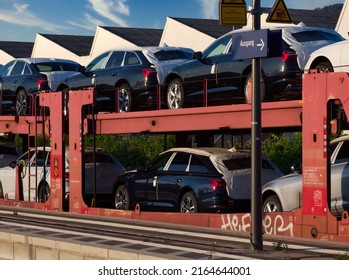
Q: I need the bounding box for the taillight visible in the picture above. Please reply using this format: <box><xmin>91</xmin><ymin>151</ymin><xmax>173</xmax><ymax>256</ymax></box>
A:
<box><xmin>36</xmin><ymin>77</ymin><xmax>48</xmax><ymax>89</ymax></box>
<box><xmin>142</xmin><ymin>68</ymin><xmax>157</xmax><ymax>78</ymax></box>
<box><xmin>281</xmin><ymin>51</ymin><xmax>297</xmax><ymax>61</ymax></box>
<box><xmin>210</xmin><ymin>179</ymin><xmax>227</xmax><ymax>190</ymax></box>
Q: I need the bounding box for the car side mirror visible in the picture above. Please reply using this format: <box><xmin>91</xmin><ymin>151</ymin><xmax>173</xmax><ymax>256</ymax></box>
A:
<box><xmin>192</xmin><ymin>51</ymin><xmax>203</xmax><ymax>60</ymax></box>
<box><xmin>9</xmin><ymin>160</ymin><xmax>17</xmax><ymax>169</ymax></box>
<box><xmin>77</xmin><ymin>66</ymin><xmax>86</xmax><ymax>73</ymax></box>
<box><xmin>291</xmin><ymin>164</ymin><xmax>302</xmax><ymax>174</ymax></box>
<box><xmin>137</xmin><ymin>165</ymin><xmax>147</xmax><ymax>172</ymax></box>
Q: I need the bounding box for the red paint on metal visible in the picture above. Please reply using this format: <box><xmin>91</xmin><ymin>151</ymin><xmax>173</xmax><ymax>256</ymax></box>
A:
<box><xmin>41</xmin><ymin>91</ymin><xmax>65</xmax><ymax>211</ymax></box>
<box><xmin>68</xmin><ymin>88</ymin><xmax>95</xmax><ymax>213</ymax></box>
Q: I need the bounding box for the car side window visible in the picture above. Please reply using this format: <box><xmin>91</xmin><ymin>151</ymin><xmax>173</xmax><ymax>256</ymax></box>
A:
<box><xmin>84</xmin><ymin>153</ymin><xmax>114</xmax><ymax>164</ymax></box>
<box><xmin>23</xmin><ymin>64</ymin><xmax>32</xmax><ymax>75</ymax></box>
<box><xmin>105</xmin><ymin>52</ymin><xmax>124</xmax><ymax>68</ymax></box>
<box><xmin>10</xmin><ymin>61</ymin><xmax>25</xmax><ymax>75</ymax></box>
<box><xmin>124</xmin><ymin>52</ymin><xmax>141</xmax><ymax>66</ymax></box>
<box><xmin>35</xmin><ymin>150</ymin><xmax>50</xmax><ymax>167</ymax></box>
<box><xmin>0</xmin><ymin>61</ymin><xmax>16</xmax><ymax>76</ymax></box>
<box><xmin>189</xmin><ymin>155</ymin><xmax>209</xmax><ymax>173</ymax></box>
<box><xmin>85</xmin><ymin>52</ymin><xmax>110</xmax><ymax>72</ymax></box>
<box><xmin>202</xmin><ymin>35</ymin><xmax>231</xmax><ymax>58</ymax></box>
<box><xmin>148</xmin><ymin>154</ymin><xmax>173</xmax><ymax>172</ymax></box>
<box><xmin>167</xmin><ymin>153</ymin><xmax>190</xmax><ymax>172</ymax></box>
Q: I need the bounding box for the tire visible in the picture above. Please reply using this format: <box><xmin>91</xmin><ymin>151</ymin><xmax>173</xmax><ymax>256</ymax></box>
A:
<box><xmin>38</xmin><ymin>182</ymin><xmax>50</xmax><ymax>203</ymax></box>
<box><xmin>114</xmin><ymin>185</ymin><xmax>130</xmax><ymax>210</ymax></box>
<box><xmin>117</xmin><ymin>84</ymin><xmax>132</xmax><ymax>112</ymax></box>
<box><xmin>16</xmin><ymin>89</ymin><xmax>28</xmax><ymax>116</ymax></box>
<box><xmin>167</xmin><ymin>79</ymin><xmax>184</xmax><ymax>109</ymax></box>
<box><xmin>262</xmin><ymin>195</ymin><xmax>282</xmax><ymax>213</ymax></box>
<box><xmin>180</xmin><ymin>191</ymin><xmax>198</xmax><ymax>213</ymax></box>
<box><xmin>314</xmin><ymin>61</ymin><xmax>334</xmax><ymax>73</ymax></box>
<box><xmin>244</xmin><ymin>73</ymin><xmax>266</xmax><ymax>104</ymax></box>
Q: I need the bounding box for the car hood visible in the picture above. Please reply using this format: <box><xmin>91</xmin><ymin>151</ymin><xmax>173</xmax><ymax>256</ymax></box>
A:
<box><xmin>44</xmin><ymin>71</ymin><xmax>79</xmax><ymax>91</ymax></box>
<box><xmin>262</xmin><ymin>172</ymin><xmax>302</xmax><ymax>190</ymax></box>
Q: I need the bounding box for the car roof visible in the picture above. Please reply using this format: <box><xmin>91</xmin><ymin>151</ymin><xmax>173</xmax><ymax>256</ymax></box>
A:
<box><xmin>163</xmin><ymin>147</ymin><xmax>251</xmax><ymax>158</ymax></box>
<box><xmin>14</xmin><ymin>57</ymin><xmax>81</xmax><ymax>65</ymax></box>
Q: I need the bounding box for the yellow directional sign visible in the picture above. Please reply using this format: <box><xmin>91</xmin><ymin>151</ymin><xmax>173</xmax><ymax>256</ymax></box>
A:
<box><xmin>266</xmin><ymin>0</ymin><xmax>293</xmax><ymax>23</ymax></box>
<box><xmin>219</xmin><ymin>0</ymin><xmax>247</xmax><ymax>26</ymax></box>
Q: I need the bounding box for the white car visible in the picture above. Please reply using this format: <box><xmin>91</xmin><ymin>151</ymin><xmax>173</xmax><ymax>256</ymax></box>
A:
<box><xmin>0</xmin><ymin>147</ymin><xmax>125</xmax><ymax>207</ymax></box>
<box><xmin>262</xmin><ymin>135</ymin><xmax>349</xmax><ymax>216</ymax></box>
<box><xmin>304</xmin><ymin>39</ymin><xmax>349</xmax><ymax>73</ymax></box>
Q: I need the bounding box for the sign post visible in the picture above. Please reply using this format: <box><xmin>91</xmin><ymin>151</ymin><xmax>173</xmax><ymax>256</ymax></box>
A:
<box><xmin>250</xmin><ymin>0</ymin><xmax>263</xmax><ymax>251</ymax></box>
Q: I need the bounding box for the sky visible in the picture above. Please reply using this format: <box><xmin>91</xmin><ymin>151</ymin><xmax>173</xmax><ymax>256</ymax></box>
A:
<box><xmin>0</xmin><ymin>0</ymin><xmax>345</xmax><ymax>42</ymax></box>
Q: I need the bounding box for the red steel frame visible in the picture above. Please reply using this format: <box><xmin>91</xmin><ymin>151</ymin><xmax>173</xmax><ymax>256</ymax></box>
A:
<box><xmin>1</xmin><ymin>72</ymin><xmax>349</xmax><ymax>242</ymax></box>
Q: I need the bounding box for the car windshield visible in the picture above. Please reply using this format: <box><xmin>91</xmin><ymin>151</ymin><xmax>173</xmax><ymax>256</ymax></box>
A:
<box><xmin>35</xmin><ymin>62</ymin><xmax>80</xmax><ymax>72</ymax></box>
<box><xmin>202</xmin><ymin>35</ymin><xmax>231</xmax><ymax>58</ymax></box>
<box><xmin>292</xmin><ymin>30</ymin><xmax>343</xmax><ymax>44</ymax></box>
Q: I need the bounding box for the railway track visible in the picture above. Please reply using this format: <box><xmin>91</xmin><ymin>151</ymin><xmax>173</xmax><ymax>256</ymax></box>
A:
<box><xmin>0</xmin><ymin>205</ymin><xmax>349</xmax><ymax>260</ymax></box>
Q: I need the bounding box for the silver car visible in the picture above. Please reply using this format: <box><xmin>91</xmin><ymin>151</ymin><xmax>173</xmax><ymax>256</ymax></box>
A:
<box><xmin>0</xmin><ymin>147</ymin><xmax>125</xmax><ymax>207</ymax></box>
<box><xmin>262</xmin><ymin>135</ymin><xmax>349</xmax><ymax>216</ymax></box>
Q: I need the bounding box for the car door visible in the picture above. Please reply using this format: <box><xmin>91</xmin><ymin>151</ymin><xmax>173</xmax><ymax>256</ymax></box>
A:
<box><xmin>0</xmin><ymin>61</ymin><xmax>20</xmax><ymax>100</ymax></box>
<box><xmin>129</xmin><ymin>152</ymin><xmax>174</xmax><ymax>206</ymax></box>
<box><xmin>0</xmin><ymin>149</ymin><xmax>39</xmax><ymax>201</ymax></box>
<box><xmin>179</xmin><ymin>36</ymin><xmax>233</xmax><ymax>102</ymax></box>
<box><xmin>214</xmin><ymin>37</ymin><xmax>246</xmax><ymax>104</ymax></box>
<box><xmin>147</xmin><ymin>152</ymin><xmax>191</xmax><ymax>210</ymax></box>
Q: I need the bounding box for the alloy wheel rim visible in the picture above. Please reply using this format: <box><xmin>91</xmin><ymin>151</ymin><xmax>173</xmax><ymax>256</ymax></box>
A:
<box><xmin>168</xmin><ymin>85</ymin><xmax>181</xmax><ymax>109</ymax></box>
<box><xmin>181</xmin><ymin>196</ymin><xmax>195</xmax><ymax>213</ymax></box>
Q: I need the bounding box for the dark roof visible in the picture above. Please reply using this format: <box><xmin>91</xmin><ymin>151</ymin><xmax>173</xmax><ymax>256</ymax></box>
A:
<box><xmin>102</xmin><ymin>27</ymin><xmax>163</xmax><ymax>46</ymax></box>
<box><xmin>262</xmin><ymin>8</ymin><xmax>340</xmax><ymax>29</ymax></box>
<box><xmin>40</xmin><ymin>34</ymin><xmax>94</xmax><ymax>56</ymax></box>
<box><xmin>172</xmin><ymin>8</ymin><xmax>340</xmax><ymax>39</ymax></box>
<box><xmin>171</xmin><ymin>17</ymin><xmax>238</xmax><ymax>38</ymax></box>
<box><xmin>0</xmin><ymin>41</ymin><xmax>34</xmax><ymax>58</ymax></box>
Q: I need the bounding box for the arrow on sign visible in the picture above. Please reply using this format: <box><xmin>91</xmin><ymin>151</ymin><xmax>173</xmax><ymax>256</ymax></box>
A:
<box><xmin>257</xmin><ymin>39</ymin><xmax>265</xmax><ymax>51</ymax></box>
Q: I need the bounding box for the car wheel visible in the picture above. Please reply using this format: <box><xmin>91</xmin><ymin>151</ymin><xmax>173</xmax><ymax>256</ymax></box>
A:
<box><xmin>16</xmin><ymin>89</ymin><xmax>28</xmax><ymax>116</ymax></box>
<box><xmin>244</xmin><ymin>73</ymin><xmax>266</xmax><ymax>104</ymax></box>
<box><xmin>167</xmin><ymin>79</ymin><xmax>184</xmax><ymax>109</ymax></box>
<box><xmin>262</xmin><ymin>195</ymin><xmax>282</xmax><ymax>213</ymax></box>
<box><xmin>118</xmin><ymin>84</ymin><xmax>132</xmax><ymax>112</ymax></box>
<box><xmin>114</xmin><ymin>185</ymin><xmax>130</xmax><ymax>210</ymax></box>
<box><xmin>38</xmin><ymin>182</ymin><xmax>50</xmax><ymax>203</ymax></box>
<box><xmin>180</xmin><ymin>191</ymin><xmax>198</xmax><ymax>213</ymax></box>
<box><xmin>314</xmin><ymin>61</ymin><xmax>334</xmax><ymax>73</ymax></box>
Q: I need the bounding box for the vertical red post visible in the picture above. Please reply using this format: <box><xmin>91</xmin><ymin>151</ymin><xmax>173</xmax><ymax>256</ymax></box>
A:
<box><xmin>68</xmin><ymin>88</ymin><xmax>95</xmax><ymax>213</ymax></box>
<box><xmin>40</xmin><ymin>91</ymin><xmax>64</xmax><ymax>211</ymax></box>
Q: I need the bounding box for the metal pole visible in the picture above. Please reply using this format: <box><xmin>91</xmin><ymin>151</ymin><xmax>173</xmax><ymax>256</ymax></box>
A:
<box><xmin>251</xmin><ymin>0</ymin><xmax>263</xmax><ymax>251</ymax></box>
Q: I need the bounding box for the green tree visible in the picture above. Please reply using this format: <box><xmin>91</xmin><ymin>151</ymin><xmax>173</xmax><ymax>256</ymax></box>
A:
<box><xmin>262</xmin><ymin>133</ymin><xmax>302</xmax><ymax>174</ymax></box>
<box><xmin>84</xmin><ymin>134</ymin><xmax>175</xmax><ymax>170</ymax></box>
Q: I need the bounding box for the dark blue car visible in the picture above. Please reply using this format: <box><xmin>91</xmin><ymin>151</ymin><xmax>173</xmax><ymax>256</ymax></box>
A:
<box><xmin>113</xmin><ymin>147</ymin><xmax>283</xmax><ymax>213</ymax></box>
